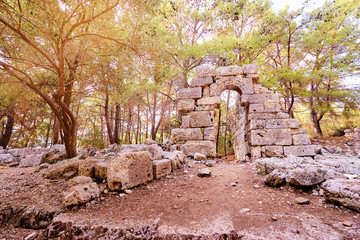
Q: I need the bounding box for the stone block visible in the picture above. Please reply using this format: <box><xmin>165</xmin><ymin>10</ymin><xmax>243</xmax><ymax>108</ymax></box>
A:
<box><xmin>265</xmin><ymin>119</ymin><xmax>300</xmax><ymax>129</ymax></box>
<box><xmin>197</xmin><ymin>96</ymin><xmax>221</xmax><ymax>105</ymax></box>
<box><xmin>243</xmin><ymin>64</ymin><xmax>257</xmax><ymax>74</ymax></box>
<box><xmin>283</xmin><ymin>145</ymin><xmax>316</xmax><ymax>157</ymax></box>
<box><xmin>219</xmin><ymin>65</ymin><xmax>243</xmax><ymax>76</ymax></box>
<box><xmin>190</xmin><ymin>76</ymin><xmax>213</xmax><ymax>87</ymax></box>
<box><xmin>254</xmin><ymin>84</ymin><xmax>271</xmax><ymax>94</ymax></box>
<box><xmin>234</xmin><ymin>76</ymin><xmax>254</xmax><ymax>94</ymax></box>
<box><xmin>292</xmin><ymin>134</ymin><xmax>311</xmax><ymax>145</ymax></box>
<box><xmin>250</xmin><ymin>129</ymin><xmax>292</xmax><ymax>146</ymax></box>
<box><xmin>215</xmin><ymin>67</ymin><xmax>225</xmax><ymax>77</ymax></box>
<box><xmin>47</xmin><ymin>157</ymin><xmax>82</xmax><ymax>179</ymax></box>
<box><xmin>263</xmin><ymin>146</ymin><xmax>284</xmax><ymax>157</ymax></box>
<box><xmin>203</xmin><ymin>86</ymin><xmax>210</xmax><ymax>97</ymax></box>
<box><xmin>291</xmin><ymin>128</ymin><xmax>308</xmax><ymax>135</ymax></box>
<box><xmin>195</xmin><ymin>105</ymin><xmax>214</xmax><ymax>111</ymax></box>
<box><xmin>78</xmin><ymin>158</ymin><xmax>97</xmax><ymax>178</ymax></box>
<box><xmin>248</xmin><ymin>112</ymin><xmax>277</xmax><ymax>120</ymax></box>
<box><xmin>171</xmin><ymin>128</ymin><xmax>203</xmax><ymax>142</ymax></box>
<box><xmin>176</xmin><ymin>87</ymin><xmax>202</xmax><ymax>99</ymax></box>
<box><xmin>180</xmin><ymin>141</ymin><xmax>216</xmax><ymax>157</ymax></box>
<box><xmin>196</xmin><ymin>64</ymin><xmax>215</xmax><ymax>77</ymax></box>
<box><xmin>241</xmin><ymin>94</ymin><xmax>279</xmax><ymax>104</ymax></box>
<box><xmin>148</xmin><ymin>144</ymin><xmax>163</xmax><ymax>160</ymax></box>
<box><xmin>251</xmin><ymin>146</ymin><xmax>262</xmax><ymax>159</ymax></box>
<box><xmin>276</xmin><ymin>112</ymin><xmax>290</xmax><ymax>119</ymax></box>
<box><xmin>249</xmin><ymin>103</ymin><xmax>264</xmax><ymax>113</ymax></box>
<box><xmin>153</xmin><ymin>159</ymin><xmax>172</xmax><ymax>179</ymax></box>
<box><xmin>177</xmin><ymin>99</ymin><xmax>195</xmax><ymax>112</ymax></box>
<box><xmin>249</xmin><ymin>120</ymin><xmax>265</xmax><ymax>130</ymax></box>
<box><xmin>204</xmin><ymin>127</ymin><xmax>215</xmax><ymax>141</ymax></box>
<box><xmin>181</xmin><ymin>115</ymin><xmax>190</xmax><ymax>128</ymax></box>
<box><xmin>163</xmin><ymin>150</ymin><xmax>186</xmax><ymax>171</ymax></box>
<box><xmin>107</xmin><ymin>151</ymin><xmax>153</xmax><ymax>191</ymax></box>
<box><xmin>263</xmin><ymin>102</ymin><xmax>281</xmax><ymax>112</ymax></box>
<box><xmin>19</xmin><ymin>153</ymin><xmax>46</xmax><ymax>167</ymax></box>
<box><xmin>189</xmin><ymin>111</ymin><xmax>214</xmax><ymax>128</ymax></box>
<box><xmin>94</xmin><ymin>161</ymin><xmax>108</xmax><ymax>180</ymax></box>
<box><xmin>62</xmin><ymin>182</ymin><xmax>100</xmax><ymax>207</ymax></box>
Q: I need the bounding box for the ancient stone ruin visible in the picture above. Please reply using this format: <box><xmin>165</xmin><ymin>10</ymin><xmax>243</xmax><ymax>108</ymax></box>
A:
<box><xmin>172</xmin><ymin>64</ymin><xmax>315</xmax><ymax>161</ymax></box>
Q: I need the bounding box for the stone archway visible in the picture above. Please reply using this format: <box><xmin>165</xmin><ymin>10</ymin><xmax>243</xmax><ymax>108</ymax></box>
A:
<box><xmin>172</xmin><ymin>64</ymin><xmax>315</xmax><ymax>161</ymax></box>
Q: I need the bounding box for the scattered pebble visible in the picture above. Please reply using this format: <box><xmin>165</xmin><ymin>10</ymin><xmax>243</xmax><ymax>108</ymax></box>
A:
<box><xmin>125</xmin><ymin>189</ymin><xmax>133</xmax><ymax>194</ymax></box>
<box><xmin>271</xmin><ymin>216</ymin><xmax>277</xmax><ymax>221</ymax></box>
<box><xmin>342</xmin><ymin>222</ymin><xmax>352</xmax><ymax>227</ymax></box>
<box><xmin>239</xmin><ymin>208</ymin><xmax>251</xmax><ymax>213</ymax></box>
<box><xmin>295</xmin><ymin>197</ymin><xmax>310</xmax><ymax>205</ymax></box>
<box><xmin>231</xmin><ymin>182</ymin><xmax>237</xmax><ymax>187</ymax></box>
<box><xmin>197</xmin><ymin>168</ymin><xmax>211</xmax><ymax>178</ymax></box>
<box><xmin>254</xmin><ymin>184</ymin><xmax>260</xmax><ymax>189</ymax></box>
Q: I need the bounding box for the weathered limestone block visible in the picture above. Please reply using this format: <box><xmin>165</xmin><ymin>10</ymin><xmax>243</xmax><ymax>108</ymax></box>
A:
<box><xmin>287</xmin><ymin>166</ymin><xmax>326</xmax><ymax>187</ymax></box>
<box><xmin>62</xmin><ymin>182</ymin><xmax>100</xmax><ymax>207</ymax></box>
<box><xmin>176</xmin><ymin>87</ymin><xmax>202</xmax><ymax>99</ymax></box>
<box><xmin>283</xmin><ymin>145</ymin><xmax>316</xmax><ymax>157</ymax></box>
<box><xmin>153</xmin><ymin>159</ymin><xmax>171</xmax><ymax>179</ymax></box>
<box><xmin>291</xmin><ymin>128</ymin><xmax>309</xmax><ymax>135</ymax></box>
<box><xmin>195</xmin><ymin>105</ymin><xmax>214</xmax><ymax>111</ymax></box>
<box><xmin>148</xmin><ymin>144</ymin><xmax>163</xmax><ymax>160</ymax></box>
<box><xmin>78</xmin><ymin>158</ymin><xmax>97</xmax><ymax>178</ymax></box>
<box><xmin>243</xmin><ymin>64</ymin><xmax>257</xmax><ymax>74</ymax></box>
<box><xmin>196</xmin><ymin>64</ymin><xmax>215</xmax><ymax>77</ymax></box>
<box><xmin>263</xmin><ymin>102</ymin><xmax>281</xmax><ymax>112</ymax></box>
<box><xmin>254</xmin><ymin>84</ymin><xmax>271</xmax><ymax>94</ymax></box>
<box><xmin>181</xmin><ymin>116</ymin><xmax>190</xmax><ymax>128</ymax></box>
<box><xmin>249</xmin><ymin>120</ymin><xmax>265</xmax><ymax>130</ymax></box>
<box><xmin>248</xmin><ymin>112</ymin><xmax>277</xmax><ymax>120</ymax></box>
<box><xmin>94</xmin><ymin>161</ymin><xmax>107</xmax><ymax>181</ymax></box>
<box><xmin>251</xmin><ymin>146</ymin><xmax>262</xmax><ymax>159</ymax></box>
<box><xmin>265</xmin><ymin>119</ymin><xmax>300</xmax><ymax>129</ymax></box>
<box><xmin>276</xmin><ymin>112</ymin><xmax>290</xmax><ymax>119</ymax></box>
<box><xmin>171</xmin><ymin>128</ymin><xmax>203</xmax><ymax>142</ymax></box>
<box><xmin>219</xmin><ymin>65</ymin><xmax>243</xmax><ymax>76</ymax></box>
<box><xmin>163</xmin><ymin>150</ymin><xmax>186</xmax><ymax>171</ymax></box>
<box><xmin>197</xmin><ymin>96</ymin><xmax>221</xmax><ymax>105</ymax></box>
<box><xmin>263</xmin><ymin>146</ymin><xmax>284</xmax><ymax>157</ymax></box>
<box><xmin>68</xmin><ymin>176</ymin><xmax>93</xmax><ymax>187</ymax></box>
<box><xmin>249</xmin><ymin>103</ymin><xmax>264</xmax><ymax>113</ymax></box>
<box><xmin>177</xmin><ymin>99</ymin><xmax>195</xmax><ymax>112</ymax></box>
<box><xmin>180</xmin><ymin>141</ymin><xmax>216</xmax><ymax>157</ymax></box>
<box><xmin>189</xmin><ymin>111</ymin><xmax>214</xmax><ymax>128</ymax></box>
<box><xmin>241</xmin><ymin>94</ymin><xmax>279</xmax><ymax>104</ymax></box>
<box><xmin>250</xmin><ymin>129</ymin><xmax>292</xmax><ymax>146</ymax></box>
<box><xmin>234</xmin><ymin>76</ymin><xmax>254</xmax><ymax>94</ymax></box>
<box><xmin>203</xmin><ymin>86</ymin><xmax>210</xmax><ymax>97</ymax></box>
<box><xmin>190</xmin><ymin>76</ymin><xmax>213</xmax><ymax>87</ymax></box>
<box><xmin>107</xmin><ymin>151</ymin><xmax>153</xmax><ymax>191</ymax></box>
<box><xmin>19</xmin><ymin>154</ymin><xmax>46</xmax><ymax>167</ymax></box>
<box><xmin>47</xmin><ymin>157</ymin><xmax>82</xmax><ymax>179</ymax></box>
<box><xmin>144</xmin><ymin>138</ymin><xmax>159</xmax><ymax>145</ymax></box>
<box><xmin>204</xmin><ymin>127</ymin><xmax>215</xmax><ymax>141</ymax></box>
<box><xmin>293</xmin><ymin>134</ymin><xmax>311</xmax><ymax>145</ymax></box>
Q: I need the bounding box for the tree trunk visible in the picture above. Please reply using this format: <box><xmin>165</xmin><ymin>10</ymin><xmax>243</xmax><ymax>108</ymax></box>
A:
<box><xmin>310</xmin><ymin>110</ymin><xmax>323</xmax><ymax>136</ymax></box>
<box><xmin>104</xmin><ymin>93</ymin><xmax>115</xmax><ymax>144</ymax></box>
<box><xmin>53</xmin><ymin>116</ymin><xmax>60</xmax><ymax>145</ymax></box>
<box><xmin>151</xmin><ymin>91</ymin><xmax>157</xmax><ymax>140</ymax></box>
<box><xmin>114</xmin><ymin>104</ymin><xmax>120</xmax><ymax>144</ymax></box>
<box><xmin>216</xmin><ymin>107</ymin><xmax>222</xmax><ymax>154</ymax></box>
<box><xmin>0</xmin><ymin>106</ymin><xmax>15</xmax><ymax>149</ymax></box>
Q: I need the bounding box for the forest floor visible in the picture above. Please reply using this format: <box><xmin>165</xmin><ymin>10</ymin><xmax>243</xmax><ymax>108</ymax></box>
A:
<box><xmin>0</xmin><ymin>138</ymin><xmax>359</xmax><ymax>239</ymax></box>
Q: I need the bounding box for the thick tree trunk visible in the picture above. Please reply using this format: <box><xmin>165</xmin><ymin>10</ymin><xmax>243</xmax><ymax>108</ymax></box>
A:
<box><xmin>151</xmin><ymin>91</ymin><xmax>157</xmax><ymax>140</ymax></box>
<box><xmin>310</xmin><ymin>110</ymin><xmax>323</xmax><ymax>136</ymax></box>
<box><xmin>53</xmin><ymin>116</ymin><xmax>60</xmax><ymax>145</ymax></box>
<box><xmin>0</xmin><ymin>106</ymin><xmax>15</xmax><ymax>149</ymax></box>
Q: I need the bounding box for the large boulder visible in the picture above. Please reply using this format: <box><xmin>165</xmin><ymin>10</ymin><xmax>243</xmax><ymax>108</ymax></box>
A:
<box><xmin>163</xmin><ymin>150</ymin><xmax>186</xmax><ymax>171</ymax></box>
<box><xmin>148</xmin><ymin>144</ymin><xmax>163</xmax><ymax>160</ymax></box>
<box><xmin>62</xmin><ymin>181</ymin><xmax>100</xmax><ymax>207</ymax></box>
<box><xmin>321</xmin><ymin>179</ymin><xmax>360</xmax><ymax>211</ymax></box>
<box><xmin>107</xmin><ymin>151</ymin><xmax>153</xmax><ymax>191</ymax></box>
<box><xmin>287</xmin><ymin>165</ymin><xmax>327</xmax><ymax>187</ymax></box>
<box><xmin>265</xmin><ymin>169</ymin><xmax>286</xmax><ymax>187</ymax></box>
<box><xmin>0</xmin><ymin>153</ymin><xmax>14</xmax><ymax>164</ymax></box>
<box><xmin>19</xmin><ymin>154</ymin><xmax>46</xmax><ymax>167</ymax></box>
<box><xmin>47</xmin><ymin>157</ymin><xmax>82</xmax><ymax>179</ymax></box>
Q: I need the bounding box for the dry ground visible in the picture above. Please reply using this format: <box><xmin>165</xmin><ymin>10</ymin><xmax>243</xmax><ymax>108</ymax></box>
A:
<box><xmin>0</xmin><ymin>156</ymin><xmax>359</xmax><ymax>239</ymax></box>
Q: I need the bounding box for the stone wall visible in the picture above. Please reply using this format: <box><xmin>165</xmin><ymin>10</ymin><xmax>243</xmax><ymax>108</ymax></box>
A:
<box><xmin>171</xmin><ymin>64</ymin><xmax>315</xmax><ymax>160</ymax></box>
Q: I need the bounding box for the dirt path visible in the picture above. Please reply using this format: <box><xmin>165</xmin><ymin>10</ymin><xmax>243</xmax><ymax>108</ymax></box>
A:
<box><xmin>1</xmin><ymin>161</ymin><xmax>359</xmax><ymax>239</ymax></box>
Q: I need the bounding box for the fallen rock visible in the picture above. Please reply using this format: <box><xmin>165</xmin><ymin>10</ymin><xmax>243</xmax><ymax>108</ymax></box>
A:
<box><xmin>287</xmin><ymin>165</ymin><xmax>326</xmax><ymax>187</ymax></box>
<box><xmin>294</xmin><ymin>197</ymin><xmax>310</xmax><ymax>204</ymax></box>
<box><xmin>194</xmin><ymin>153</ymin><xmax>207</xmax><ymax>161</ymax></box>
<box><xmin>265</xmin><ymin>169</ymin><xmax>286</xmax><ymax>187</ymax></box>
<box><xmin>0</xmin><ymin>153</ymin><xmax>14</xmax><ymax>164</ymax></box>
<box><xmin>78</xmin><ymin>158</ymin><xmax>97</xmax><ymax>177</ymax></box>
<box><xmin>197</xmin><ymin>168</ymin><xmax>211</xmax><ymax>178</ymax></box>
<box><xmin>47</xmin><ymin>157</ymin><xmax>82</xmax><ymax>179</ymax></box>
<box><xmin>153</xmin><ymin>159</ymin><xmax>172</xmax><ymax>179</ymax></box>
<box><xmin>19</xmin><ymin>153</ymin><xmax>46</xmax><ymax>167</ymax></box>
<box><xmin>107</xmin><ymin>151</ymin><xmax>153</xmax><ymax>191</ymax></box>
<box><xmin>62</xmin><ymin>182</ymin><xmax>100</xmax><ymax>207</ymax></box>
<box><xmin>68</xmin><ymin>176</ymin><xmax>93</xmax><ymax>187</ymax></box>
<box><xmin>145</xmin><ymin>138</ymin><xmax>159</xmax><ymax>145</ymax></box>
<box><xmin>94</xmin><ymin>161</ymin><xmax>108</xmax><ymax>181</ymax></box>
<box><xmin>321</xmin><ymin>179</ymin><xmax>360</xmax><ymax>211</ymax></box>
